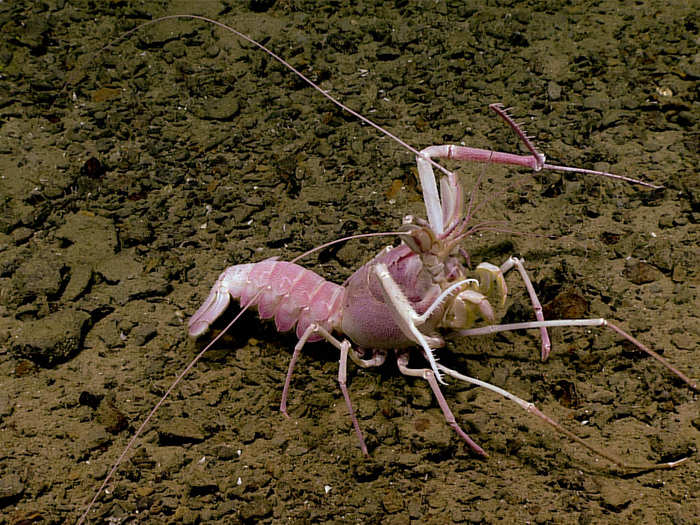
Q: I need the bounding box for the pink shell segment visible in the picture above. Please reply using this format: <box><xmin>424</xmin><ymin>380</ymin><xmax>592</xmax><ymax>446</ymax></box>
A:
<box><xmin>233</xmin><ymin>260</ymin><xmax>344</xmax><ymax>339</ymax></box>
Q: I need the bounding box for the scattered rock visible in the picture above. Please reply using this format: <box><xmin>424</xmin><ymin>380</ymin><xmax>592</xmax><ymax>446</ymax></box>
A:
<box><xmin>12</xmin><ymin>254</ymin><xmax>64</xmax><ymax>302</ymax></box>
<box><xmin>80</xmin><ymin>157</ymin><xmax>105</xmax><ymax>178</ymax></box>
<box><xmin>55</xmin><ymin>212</ymin><xmax>118</xmax><ymax>265</ymax></box>
<box><xmin>107</xmin><ymin>274</ymin><xmax>171</xmax><ymax>306</ymax></box>
<box><xmin>409</xmin><ymin>412</ymin><xmax>452</xmax><ymax>450</ymax></box>
<box><xmin>0</xmin><ymin>392</ymin><xmax>13</xmax><ymax>419</ymax></box>
<box><xmin>95</xmin><ymin>397</ymin><xmax>129</xmax><ymax>434</ymax></box>
<box><xmin>649</xmin><ymin>424</ymin><xmax>694</xmax><ymax>460</ymax></box>
<box><xmin>10</xmin><ymin>308</ymin><xmax>91</xmax><ymax>366</ymax></box>
<box><xmin>239</xmin><ymin>497</ymin><xmax>273</xmax><ymax>521</ymax></box>
<box><xmin>547</xmin><ymin>80</ymin><xmax>562</xmax><ymax>100</ymax></box>
<box><xmin>0</xmin><ymin>473</ymin><xmax>24</xmax><ymax>504</ymax></box>
<box><xmin>62</xmin><ymin>263</ymin><xmax>93</xmax><ymax>302</ymax></box>
<box><xmin>552</xmin><ymin>379</ymin><xmax>580</xmax><ymax>409</ymax></box>
<box><xmin>285</xmin><ymin>444</ymin><xmax>308</xmax><ymax>457</ymax></box>
<box><xmin>172</xmin><ymin>506</ymin><xmax>200</xmax><ymax>525</ymax></box>
<box><xmin>543</xmin><ymin>289</ymin><xmax>590</xmax><ymax>319</ymax></box>
<box><xmin>598</xmin><ymin>480</ymin><xmax>632</xmax><ymax>510</ymax></box>
<box><xmin>78</xmin><ymin>390</ymin><xmax>103</xmax><ymax>410</ymax></box>
<box><xmin>382</xmin><ymin>490</ymin><xmax>404</xmax><ymax>513</ymax></box>
<box><xmin>94</xmin><ymin>252</ymin><xmax>142</xmax><ymax>283</ymax></box>
<box><xmin>158</xmin><ymin>418</ymin><xmax>206</xmax><ymax>445</ymax></box>
<box><xmin>599</xmin><ymin>231</ymin><xmax>621</xmax><ymax>245</ymax></box>
<box><xmin>10</xmin><ymin>226</ymin><xmax>33</xmax><ymax>244</ymax></box>
<box><xmin>211</xmin><ymin>443</ymin><xmax>239</xmax><ymax>460</ymax></box>
<box><xmin>188</xmin><ymin>475</ymin><xmax>219</xmax><ymax>497</ymax></box>
<box><xmin>80</xmin><ymin>427</ymin><xmax>111</xmax><ymax>454</ymax></box>
<box><xmin>200</xmin><ymin>91</ymin><xmax>240</xmax><ymax>120</ymax></box>
<box><xmin>623</xmin><ymin>261</ymin><xmax>662</xmax><ymax>285</ymax></box>
<box><xmin>13</xmin><ymin>359</ymin><xmax>37</xmax><ymax>377</ymax></box>
<box><xmin>119</xmin><ymin>216</ymin><xmax>154</xmax><ymax>247</ymax></box>
<box><xmin>129</xmin><ymin>323</ymin><xmax>157</xmax><ymax>346</ymax></box>
<box><xmin>671</xmin><ymin>332</ymin><xmax>695</xmax><ymax>350</ymax></box>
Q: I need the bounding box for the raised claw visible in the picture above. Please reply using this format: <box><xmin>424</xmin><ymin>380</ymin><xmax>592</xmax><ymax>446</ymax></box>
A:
<box><xmin>460</xmin><ymin>289</ymin><xmax>496</xmax><ymax>324</ymax></box>
<box><xmin>415</xmin><ymin>146</ymin><xmax>464</xmax><ymax>236</ymax></box>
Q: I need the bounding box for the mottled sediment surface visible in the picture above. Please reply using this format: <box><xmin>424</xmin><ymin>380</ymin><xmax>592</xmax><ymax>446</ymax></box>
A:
<box><xmin>1</xmin><ymin>1</ymin><xmax>698</xmax><ymax>523</ymax></box>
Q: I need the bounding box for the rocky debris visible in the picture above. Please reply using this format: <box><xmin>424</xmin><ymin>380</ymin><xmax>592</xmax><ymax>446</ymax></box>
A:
<box><xmin>623</xmin><ymin>260</ymin><xmax>662</xmax><ymax>285</ymax></box>
<box><xmin>95</xmin><ymin>396</ymin><xmax>129</xmax><ymax>434</ymax></box>
<box><xmin>598</xmin><ymin>479</ymin><xmax>632</xmax><ymax>511</ymax></box>
<box><xmin>239</xmin><ymin>497</ymin><xmax>273</xmax><ymax>522</ymax></box>
<box><xmin>0</xmin><ymin>392</ymin><xmax>14</xmax><ymax>420</ymax></box>
<box><xmin>128</xmin><ymin>322</ymin><xmax>157</xmax><ymax>346</ymax></box>
<box><xmin>118</xmin><ymin>215</ymin><xmax>154</xmax><ymax>247</ymax></box>
<box><xmin>79</xmin><ymin>427</ymin><xmax>112</xmax><ymax>455</ymax></box>
<box><xmin>543</xmin><ymin>289</ymin><xmax>590</xmax><ymax>319</ymax></box>
<box><xmin>64</xmin><ymin>250</ymin><xmax>171</xmax><ymax>307</ymax></box>
<box><xmin>10</xmin><ymin>307</ymin><xmax>91</xmax><ymax>366</ymax></box>
<box><xmin>199</xmin><ymin>91</ymin><xmax>240</xmax><ymax>120</ymax></box>
<box><xmin>61</xmin><ymin>263</ymin><xmax>93</xmax><ymax>302</ymax></box>
<box><xmin>158</xmin><ymin>418</ymin><xmax>206</xmax><ymax>446</ymax></box>
<box><xmin>55</xmin><ymin>212</ymin><xmax>118</xmax><ymax>265</ymax></box>
<box><xmin>11</xmin><ymin>254</ymin><xmax>65</xmax><ymax>303</ymax></box>
<box><xmin>0</xmin><ymin>474</ymin><xmax>24</xmax><ymax>506</ymax></box>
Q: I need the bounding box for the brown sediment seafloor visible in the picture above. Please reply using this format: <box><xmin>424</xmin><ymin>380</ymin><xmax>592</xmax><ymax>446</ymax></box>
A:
<box><xmin>0</xmin><ymin>0</ymin><xmax>698</xmax><ymax>523</ymax></box>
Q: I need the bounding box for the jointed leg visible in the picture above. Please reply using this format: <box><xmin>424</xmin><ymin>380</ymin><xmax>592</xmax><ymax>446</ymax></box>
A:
<box><xmin>396</xmin><ymin>350</ymin><xmax>487</xmax><ymax>457</ymax></box>
<box><xmin>373</xmin><ymin>263</ymin><xmax>447</xmax><ymax>384</ymax></box>
<box><xmin>459</xmin><ymin>318</ymin><xmax>697</xmax><ymax>391</ymax></box>
<box><xmin>280</xmin><ymin>323</ymin><xmax>386</xmax><ymax>456</ymax></box>
<box><xmin>500</xmin><ymin>256</ymin><xmax>551</xmax><ymax>360</ymax></box>
<box><xmin>436</xmin><ymin>362</ymin><xmax>689</xmax><ymax>471</ymax></box>
<box><xmin>465</xmin><ymin>257</ymin><xmax>696</xmax><ymax>389</ymax></box>
<box><xmin>280</xmin><ymin>323</ymin><xmax>318</xmax><ymax>417</ymax></box>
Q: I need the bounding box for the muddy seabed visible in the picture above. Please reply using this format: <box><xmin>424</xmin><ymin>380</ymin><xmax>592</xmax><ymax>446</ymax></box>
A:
<box><xmin>1</xmin><ymin>1</ymin><xmax>698</xmax><ymax>523</ymax></box>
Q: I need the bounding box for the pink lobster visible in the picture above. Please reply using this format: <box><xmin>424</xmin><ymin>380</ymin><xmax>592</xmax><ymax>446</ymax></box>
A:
<box><xmin>78</xmin><ymin>15</ymin><xmax>696</xmax><ymax>525</ymax></box>
<box><xmin>187</xmin><ymin>102</ymin><xmax>697</xmax><ymax>463</ymax></box>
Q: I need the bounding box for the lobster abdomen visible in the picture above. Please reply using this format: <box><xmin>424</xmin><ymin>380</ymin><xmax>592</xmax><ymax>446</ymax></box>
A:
<box><xmin>188</xmin><ymin>259</ymin><xmax>344</xmax><ymax>342</ymax></box>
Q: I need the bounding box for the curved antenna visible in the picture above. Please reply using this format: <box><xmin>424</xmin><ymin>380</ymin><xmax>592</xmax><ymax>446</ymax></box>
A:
<box><xmin>290</xmin><ymin>231</ymin><xmax>406</xmax><ymax>264</ymax></box>
<box><xmin>91</xmin><ymin>14</ymin><xmax>455</xmax><ymax>182</ymax></box>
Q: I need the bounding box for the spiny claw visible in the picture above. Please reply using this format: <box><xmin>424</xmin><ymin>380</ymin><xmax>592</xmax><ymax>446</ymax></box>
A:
<box><xmin>460</xmin><ymin>290</ymin><xmax>495</xmax><ymax>324</ymax></box>
<box><xmin>445</xmin><ymin>288</ymin><xmax>496</xmax><ymax>328</ymax></box>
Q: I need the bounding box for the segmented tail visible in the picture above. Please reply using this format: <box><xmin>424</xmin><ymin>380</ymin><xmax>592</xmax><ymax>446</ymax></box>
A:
<box><xmin>188</xmin><ymin>259</ymin><xmax>344</xmax><ymax>341</ymax></box>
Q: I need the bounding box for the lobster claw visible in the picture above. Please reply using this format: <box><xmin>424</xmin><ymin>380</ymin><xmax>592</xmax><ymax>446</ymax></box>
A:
<box><xmin>475</xmin><ymin>262</ymin><xmax>508</xmax><ymax>308</ymax></box>
<box><xmin>439</xmin><ymin>172</ymin><xmax>464</xmax><ymax>232</ymax></box>
<box><xmin>445</xmin><ymin>289</ymin><xmax>495</xmax><ymax>329</ymax></box>
<box><xmin>415</xmin><ymin>146</ymin><xmax>464</xmax><ymax>235</ymax></box>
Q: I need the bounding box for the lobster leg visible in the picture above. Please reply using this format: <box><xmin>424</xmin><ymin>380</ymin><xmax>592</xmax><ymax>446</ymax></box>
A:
<box><xmin>396</xmin><ymin>350</ymin><xmax>487</xmax><ymax>457</ymax></box>
<box><xmin>435</xmin><ymin>362</ymin><xmax>690</xmax><ymax>470</ymax></box>
<box><xmin>459</xmin><ymin>318</ymin><xmax>697</xmax><ymax>391</ymax></box>
<box><xmin>337</xmin><ymin>338</ymin><xmax>369</xmax><ymax>456</ymax></box>
<box><xmin>499</xmin><ymin>256</ymin><xmax>552</xmax><ymax>360</ymax></box>
<box><xmin>280</xmin><ymin>323</ymin><xmax>384</xmax><ymax>456</ymax></box>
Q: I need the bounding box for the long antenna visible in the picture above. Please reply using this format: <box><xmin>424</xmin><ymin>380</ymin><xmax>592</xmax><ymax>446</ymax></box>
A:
<box><xmin>76</xmin><ymin>14</ymin><xmax>667</xmax><ymax>523</ymax></box>
<box><xmin>93</xmin><ymin>14</ymin><xmax>454</xmax><ymax>181</ymax></box>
